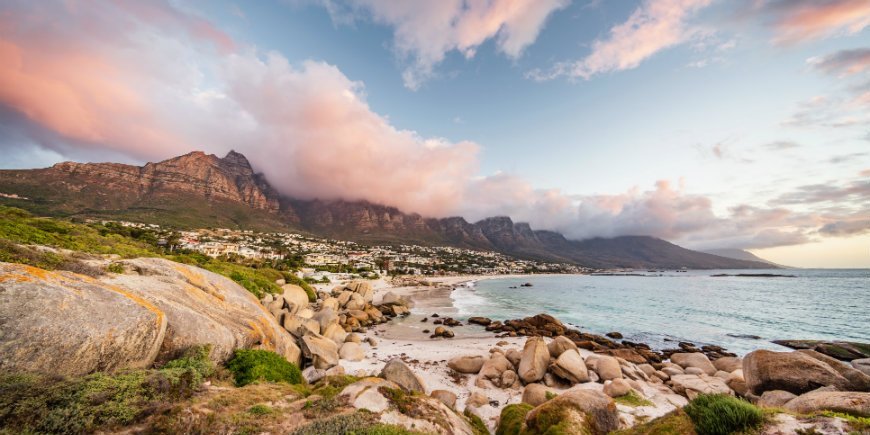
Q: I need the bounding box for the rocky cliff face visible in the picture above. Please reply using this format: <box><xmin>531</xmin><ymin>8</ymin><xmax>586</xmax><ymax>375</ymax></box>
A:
<box><xmin>0</xmin><ymin>150</ymin><xmax>774</xmax><ymax>269</ymax></box>
<box><xmin>50</xmin><ymin>151</ymin><xmax>280</xmax><ymax>211</ymax></box>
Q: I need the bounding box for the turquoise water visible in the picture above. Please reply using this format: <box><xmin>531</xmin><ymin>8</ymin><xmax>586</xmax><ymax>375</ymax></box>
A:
<box><xmin>451</xmin><ymin>270</ymin><xmax>870</xmax><ymax>355</ymax></box>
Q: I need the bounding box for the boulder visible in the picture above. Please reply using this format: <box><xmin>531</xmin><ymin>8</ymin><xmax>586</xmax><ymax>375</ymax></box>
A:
<box><xmin>524</xmin><ymin>389</ymin><xmax>620</xmax><ymax>434</ymax></box>
<box><xmin>547</xmin><ymin>336</ymin><xmax>578</xmax><ymax>358</ymax></box>
<box><xmin>366</xmin><ymin>337</ymin><xmax>378</xmax><ymax>347</ymax></box>
<box><xmin>321</xmin><ymin>297</ymin><xmax>339</xmax><ymax>312</ymax></box>
<box><xmin>590</xmin><ymin>355</ymin><xmax>623</xmax><ymax>380</ymax></box>
<box><xmin>322</xmin><ymin>323</ymin><xmax>348</xmax><ymax>346</ymax></box>
<box><xmin>743</xmin><ymin>350</ymin><xmax>850</xmax><ymax>395</ymax></box>
<box><xmin>301</xmin><ymin>334</ymin><xmax>339</xmax><ymax>369</ymax></box>
<box><xmin>466</xmin><ymin>391</ymin><xmax>489</xmax><ymax>408</ymax></box>
<box><xmin>283</xmin><ymin>315</ymin><xmax>320</xmax><ymax>338</ymax></box>
<box><xmin>853</xmin><ymin>358</ymin><xmax>870</xmax><ymax>377</ymax></box>
<box><xmin>448</xmin><ymin>355</ymin><xmax>485</xmax><ymax>374</ymax></box>
<box><xmin>337</xmin><ymin>291</ymin><xmax>353</xmax><ymax>307</ymax></box>
<box><xmin>518</xmin><ymin>337</ymin><xmax>550</xmax><ymax>383</ymax></box>
<box><xmin>340</xmin><ymin>377</ymin><xmax>401</xmax><ymax>413</ymax></box>
<box><xmin>104</xmin><ymin>258</ymin><xmax>301</xmax><ymax>365</ymax></box>
<box><xmin>381</xmin><ymin>291</ymin><xmax>402</xmax><ymax>306</ymax></box>
<box><xmin>603</xmin><ymin>378</ymin><xmax>633</xmax><ymax>397</ymax></box>
<box><xmin>431</xmin><ymin>390</ymin><xmax>457</xmax><ymax>409</ymax></box>
<box><xmin>381</xmin><ymin>358</ymin><xmax>426</xmax><ymax>393</ymax></box>
<box><xmin>523</xmin><ymin>383</ymin><xmax>557</xmax><ymax>406</ymax></box>
<box><xmin>467</xmin><ymin>317</ymin><xmax>492</xmax><ymax>326</ymax></box>
<box><xmin>713</xmin><ymin>356</ymin><xmax>743</xmax><ymax>373</ymax></box>
<box><xmin>671</xmin><ymin>352</ymin><xmax>717</xmax><ymax>375</ymax></box>
<box><xmin>670</xmin><ymin>374</ymin><xmax>734</xmax><ymax>400</ymax></box>
<box><xmin>0</xmin><ymin>263</ymin><xmax>167</xmax><ymax>376</ymax></box>
<box><xmin>501</xmin><ymin>369</ymin><xmax>521</xmax><ymax>389</ymax></box>
<box><xmin>505</xmin><ymin>348</ymin><xmax>522</xmax><ymax>368</ymax></box>
<box><xmin>302</xmin><ymin>366</ymin><xmax>327</xmax><ymax>384</ymax></box>
<box><xmin>477</xmin><ymin>353</ymin><xmax>514</xmax><ymax>388</ymax></box>
<box><xmin>796</xmin><ymin>349</ymin><xmax>870</xmax><ymax>392</ymax></box>
<box><xmin>311</xmin><ymin>307</ymin><xmax>338</xmax><ymax>332</ymax></box>
<box><xmin>784</xmin><ymin>391</ymin><xmax>870</xmax><ymax>417</ymax></box>
<box><xmin>757</xmin><ymin>390</ymin><xmax>797</xmax><ymax>408</ymax></box>
<box><xmin>339</xmin><ymin>342</ymin><xmax>365</xmax><ymax>361</ymax></box>
<box><xmin>282</xmin><ymin>284</ymin><xmax>310</xmax><ymax>311</ymax></box>
<box><xmin>550</xmin><ymin>349</ymin><xmax>590</xmax><ymax>384</ymax></box>
<box><xmin>345</xmin><ymin>333</ymin><xmax>362</xmax><ymax>344</ymax></box>
<box><xmin>345</xmin><ymin>293</ymin><xmax>366</xmax><ymax>311</ymax></box>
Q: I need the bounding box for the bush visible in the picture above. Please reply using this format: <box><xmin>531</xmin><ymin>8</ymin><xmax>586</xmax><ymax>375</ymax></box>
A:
<box><xmin>684</xmin><ymin>394</ymin><xmax>763</xmax><ymax>435</ymax></box>
<box><xmin>247</xmin><ymin>404</ymin><xmax>273</xmax><ymax>415</ymax></box>
<box><xmin>496</xmin><ymin>403</ymin><xmax>533</xmax><ymax>435</ymax></box>
<box><xmin>161</xmin><ymin>345</ymin><xmax>215</xmax><ymax>386</ymax></box>
<box><xmin>226</xmin><ymin>349</ymin><xmax>302</xmax><ymax>387</ymax></box>
<box><xmin>464</xmin><ymin>409</ymin><xmax>489</xmax><ymax>435</ymax></box>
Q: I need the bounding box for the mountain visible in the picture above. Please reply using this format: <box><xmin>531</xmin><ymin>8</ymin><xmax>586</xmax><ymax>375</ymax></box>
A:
<box><xmin>703</xmin><ymin>249</ymin><xmax>786</xmax><ymax>268</ymax></box>
<box><xmin>0</xmin><ymin>151</ymin><xmax>774</xmax><ymax>269</ymax></box>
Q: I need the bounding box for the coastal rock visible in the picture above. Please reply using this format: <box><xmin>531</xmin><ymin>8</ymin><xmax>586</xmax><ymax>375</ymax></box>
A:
<box><xmin>505</xmin><ymin>348</ymin><xmax>522</xmax><ymax>368</ymax></box>
<box><xmin>757</xmin><ymin>390</ymin><xmax>798</xmax><ymax>408</ymax></box>
<box><xmin>339</xmin><ymin>342</ymin><xmax>365</xmax><ymax>361</ymax></box>
<box><xmin>431</xmin><ymin>390</ymin><xmax>457</xmax><ymax>409</ymax></box>
<box><xmin>311</xmin><ymin>307</ymin><xmax>338</xmax><ymax>332</ymax></box>
<box><xmin>501</xmin><ymin>369</ymin><xmax>521</xmax><ymax>389</ymax></box>
<box><xmin>524</xmin><ymin>389</ymin><xmax>620</xmax><ymax>434</ymax></box>
<box><xmin>550</xmin><ymin>349</ymin><xmax>590</xmax><ymax>384</ymax></box>
<box><xmin>784</xmin><ymin>391</ymin><xmax>870</xmax><ymax>417</ymax></box>
<box><xmin>589</xmin><ymin>355</ymin><xmax>623</xmax><ymax>380</ymax></box>
<box><xmin>518</xmin><ymin>337</ymin><xmax>550</xmax><ymax>384</ymax></box>
<box><xmin>448</xmin><ymin>355</ymin><xmax>485</xmax><ymax>374</ymax></box>
<box><xmin>743</xmin><ymin>350</ymin><xmax>849</xmax><ymax>395</ymax></box>
<box><xmin>105</xmin><ymin>258</ymin><xmax>301</xmax><ymax>365</ymax></box>
<box><xmin>713</xmin><ymin>356</ymin><xmax>743</xmax><ymax>373</ymax></box>
<box><xmin>302</xmin><ymin>366</ymin><xmax>327</xmax><ymax>384</ymax></box>
<box><xmin>796</xmin><ymin>349</ymin><xmax>870</xmax><ymax>392</ymax></box>
<box><xmin>381</xmin><ymin>291</ymin><xmax>402</xmax><ymax>306</ymax></box>
<box><xmin>603</xmin><ymin>378</ymin><xmax>633</xmax><ymax>397</ymax></box>
<box><xmin>381</xmin><ymin>358</ymin><xmax>426</xmax><ymax>393</ymax></box>
<box><xmin>345</xmin><ymin>333</ymin><xmax>362</xmax><ymax>344</ymax></box>
<box><xmin>322</xmin><ymin>323</ymin><xmax>348</xmax><ymax>346</ymax></box>
<box><xmin>670</xmin><ymin>374</ymin><xmax>733</xmax><ymax>399</ymax></box>
<box><xmin>773</xmin><ymin>340</ymin><xmax>870</xmax><ymax>361</ymax></box>
<box><xmin>467</xmin><ymin>317</ymin><xmax>492</xmax><ymax>326</ymax></box>
<box><xmin>547</xmin><ymin>336</ymin><xmax>578</xmax><ymax>358</ymax></box>
<box><xmin>601</xmin><ymin>348</ymin><xmax>648</xmax><ymax>365</ymax></box>
<box><xmin>853</xmin><ymin>358</ymin><xmax>870</xmax><ymax>376</ymax></box>
<box><xmin>282</xmin><ymin>284</ymin><xmax>310</xmax><ymax>311</ymax></box>
<box><xmin>477</xmin><ymin>353</ymin><xmax>513</xmax><ymax>388</ymax></box>
<box><xmin>340</xmin><ymin>377</ymin><xmax>400</xmax><ymax>413</ymax></box>
<box><xmin>671</xmin><ymin>352</ymin><xmax>717</xmax><ymax>375</ymax></box>
<box><xmin>321</xmin><ymin>297</ymin><xmax>339</xmax><ymax>312</ymax></box>
<box><xmin>0</xmin><ymin>263</ymin><xmax>167</xmax><ymax>376</ymax></box>
<box><xmin>301</xmin><ymin>334</ymin><xmax>339</xmax><ymax>369</ymax></box>
<box><xmin>523</xmin><ymin>383</ymin><xmax>557</xmax><ymax>406</ymax></box>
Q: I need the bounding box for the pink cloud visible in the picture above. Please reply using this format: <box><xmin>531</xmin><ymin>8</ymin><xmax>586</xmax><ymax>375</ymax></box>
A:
<box><xmin>758</xmin><ymin>0</ymin><xmax>870</xmax><ymax>43</ymax></box>
<box><xmin>529</xmin><ymin>0</ymin><xmax>712</xmax><ymax>80</ymax></box>
<box><xmin>324</xmin><ymin>0</ymin><xmax>569</xmax><ymax>89</ymax></box>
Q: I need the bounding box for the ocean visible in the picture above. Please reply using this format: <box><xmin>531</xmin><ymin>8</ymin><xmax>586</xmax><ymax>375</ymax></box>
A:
<box><xmin>450</xmin><ymin>269</ymin><xmax>870</xmax><ymax>355</ymax></box>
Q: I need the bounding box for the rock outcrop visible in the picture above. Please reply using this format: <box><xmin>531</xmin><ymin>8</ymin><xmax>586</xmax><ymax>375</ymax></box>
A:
<box><xmin>743</xmin><ymin>350</ymin><xmax>850</xmax><ymax>395</ymax></box>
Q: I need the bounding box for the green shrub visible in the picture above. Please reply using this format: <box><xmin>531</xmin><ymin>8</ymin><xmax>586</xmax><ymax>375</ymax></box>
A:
<box><xmin>106</xmin><ymin>263</ymin><xmax>125</xmax><ymax>274</ymax></box>
<box><xmin>612</xmin><ymin>409</ymin><xmax>696</xmax><ymax>435</ymax></box>
<box><xmin>247</xmin><ymin>404</ymin><xmax>273</xmax><ymax>415</ymax></box>
<box><xmin>226</xmin><ymin>349</ymin><xmax>302</xmax><ymax>387</ymax></box>
<box><xmin>496</xmin><ymin>403</ymin><xmax>533</xmax><ymax>435</ymax></box>
<box><xmin>161</xmin><ymin>345</ymin><xmax>215</xmax><ymax>386</ymax></box>
<box><xmin>684</xmin><ymin>394</ymin><xmax>763</xmax><ymax>435</ymax></box>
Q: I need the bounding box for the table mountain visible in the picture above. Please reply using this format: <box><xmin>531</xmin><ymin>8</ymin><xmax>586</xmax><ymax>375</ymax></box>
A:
<box><xmin>0</xmin><ymin>150</ymin><xmax>772</xmax><ymax>269</ymax></box>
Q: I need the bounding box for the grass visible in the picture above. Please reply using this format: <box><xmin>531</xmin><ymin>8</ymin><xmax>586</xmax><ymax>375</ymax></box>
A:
<box><xmin>817</xmin><ymin>411</ymin><xmax>870</xmax><ymax>432</ymax></box>
<box><xmin>290</xmin><ymin>412</ymin><xmax>422</xmax><ymax>435</ymax></box>
<box><xmin>612</xmin><ymin>409</ymin><xmax>697</xmax><ymax>435</ymax></box>
<box><xmin>614</xmin><ymin>390</ymin><xmax>654</xmax><ymax>407</ymax></box>
<box><xmin>496</xmin><ymin>403</ymin><xmax>533</xmax><ymax>435</ymax></box>
<box><xmin>247</xmin><ymin>404</ymin><xmax>274</xmax><ymax>415</ymax></box>
<box><xmin>464</xmin><ymin>409</ymin><xmax>489</xmax><ymax>435</ymax></box>
<box><xmin>0</xmin><ymin>347</ymin><xmax>214</xmax><ymax>435</ymax></box>
<box><xmin>683</xmin><ymin>394</ymin><xmax>764</xmax><ymax>435</ymax></box>
<box><xmin>226</xmin><ymin>349</ymin><xmax>303</xmax><ymax>387</ymax></box>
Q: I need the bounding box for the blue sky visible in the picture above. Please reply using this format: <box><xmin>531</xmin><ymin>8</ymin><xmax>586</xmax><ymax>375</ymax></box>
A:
<box><xmin>0</xmin><ymin>0</ymin><xmax>868</xmax><ymax>266</ymax></box>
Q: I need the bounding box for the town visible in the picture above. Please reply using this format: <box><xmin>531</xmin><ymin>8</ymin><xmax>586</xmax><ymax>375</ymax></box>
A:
<box><xmin>105</xmin><ymin>221</ymin><xmax>586</xmax><ymax>281</ymax></box>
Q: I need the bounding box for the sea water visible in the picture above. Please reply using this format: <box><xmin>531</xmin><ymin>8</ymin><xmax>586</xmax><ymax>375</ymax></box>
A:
<box><xmin>451</xmin><ymin>269</ymin><xmax>870</xmax><ymax>355</ymax></box>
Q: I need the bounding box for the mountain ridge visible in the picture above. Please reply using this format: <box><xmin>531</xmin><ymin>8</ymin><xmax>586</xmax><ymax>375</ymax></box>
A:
<box><xmin>0</xmin><ymin>150</ymin><xmax>773</xmax><ymax>269</ymax></box>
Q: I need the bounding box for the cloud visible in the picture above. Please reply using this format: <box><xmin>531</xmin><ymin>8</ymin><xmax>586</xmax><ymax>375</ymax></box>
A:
<box><xmin>809</xmin><ymin>48</ymin><xmax>870</xmax><ymax>76</ymax></box>
<box><xmin>320</xmin><ymin>0</ymin><xmax>569</xmax><ymax>89</ymax></box>
<box><xmin>819</xmin><ymin>218</ymin><xmax>870</xmax><ymax>236</ymax></box>
<box><xmin>0</xmin><ymin>0</ymin><xmax>866</xmax><ymax>253</ymax></box>
<box><xmin>762</xmin><ymin>140</ymin><xmax>800</xmax><ymax>150</ymax></box>
<box><xmin>752</xmin><ymin>0</ymin><xmax>870</xmax><ymax>44</ymax></box>
<box><xmin>528</xmin><ymin>0</ymin><xmax>712</xmax><ymax>80</ymax></box>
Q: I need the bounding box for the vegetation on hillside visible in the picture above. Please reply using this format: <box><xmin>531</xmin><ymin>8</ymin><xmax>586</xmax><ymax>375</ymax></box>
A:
<box><xmin>226</xmin><ymin>349</ymin><xmax>303</xmax><ymax>386</ymax></box>
<box><xmin>0</xmin><ymin>206</ymin><xmax>316</xmax><ymax>299</ymax></box>
<box><xmin>683</xmin><ymin>394</ymin><xmax>763</xmax><ymax>435</ymax></box>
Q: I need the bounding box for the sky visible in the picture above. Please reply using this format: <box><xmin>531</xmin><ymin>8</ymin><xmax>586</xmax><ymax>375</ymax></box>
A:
<box><xmin>0</xmin><ymin>0</ymin><xmax>868</xmax><ymax>267</ymax></box>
